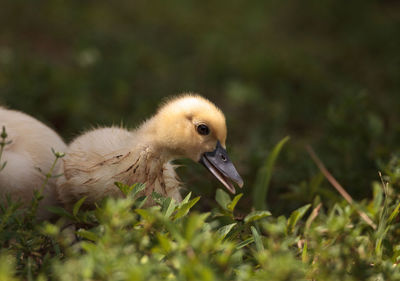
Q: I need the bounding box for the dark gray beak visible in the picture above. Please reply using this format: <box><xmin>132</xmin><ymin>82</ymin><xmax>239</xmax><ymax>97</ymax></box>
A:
<box><xmin>199</xmin><ymin>141</ymin><xmax>244</xmax><ymax>194</ymax></box>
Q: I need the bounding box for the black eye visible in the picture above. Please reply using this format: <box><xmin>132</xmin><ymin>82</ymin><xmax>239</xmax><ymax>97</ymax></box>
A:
<box><xmin>197</xmin><ymin>124</ymin><xmax>210</xmax><ymax>135</ymax></box>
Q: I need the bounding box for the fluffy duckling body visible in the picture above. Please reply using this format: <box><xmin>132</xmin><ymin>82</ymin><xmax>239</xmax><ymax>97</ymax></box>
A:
<box><xmin>57</xmin><ymin>94</ymin><xmax>243</xmax><ymax>208</ymax></box>
<box><xmin>0</xmin><ymin>107</ymin><xmax>67</xmax><ymax>219</ymax></box>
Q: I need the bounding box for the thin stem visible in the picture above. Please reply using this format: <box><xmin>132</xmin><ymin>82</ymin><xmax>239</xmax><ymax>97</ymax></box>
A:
<box><xmin>27</xmin><ymin>149</ymin><xmax>65</xmax><ymax>220</ymax></box>
<box><xmin>0</xmin><ymin>141</ymin><xmax>5</xmax><ymax>169</ymax></box>
<box><xmin>306</xmin><ymin>145</ymin><xmax>377</xmax><ymax>230</ymax></box>
<box><xmin>39</xmin><ymin>149</ymin><xmax>65</xmax><ymax>193</ymax></box>
<box><xmin>0</xmin><ymin>126</ymin><xmax>11</xmax><ymax>172</ymax></box>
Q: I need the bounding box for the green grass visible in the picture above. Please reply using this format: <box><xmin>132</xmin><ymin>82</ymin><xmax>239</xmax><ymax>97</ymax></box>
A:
<box><xmin>1</xmin><ymin>148</ymin><xmax>400</xmax><ymax>280</ymax></box>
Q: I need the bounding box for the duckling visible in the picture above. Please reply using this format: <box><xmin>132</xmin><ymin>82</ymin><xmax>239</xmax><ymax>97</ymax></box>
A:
<box><xmin>57</xmin><ymin>94</ymin><xmax>243</xmax><ymax>208</ymax></box>
<box><xmin>0</xmin><ymin>107</ymin><xmax>67</xmax><ymax>219</ymax></box>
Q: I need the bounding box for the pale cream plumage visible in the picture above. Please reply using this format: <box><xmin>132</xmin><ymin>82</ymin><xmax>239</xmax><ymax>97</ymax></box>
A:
<box><xmin>57</xmin><ymin>94</ymin><xmax>243</xmax><ymax>208</ymax></box>
<box><xmin>0</xmin><ymin>107</ymin><xmax>67</xmax><ymax>219</ymax></box>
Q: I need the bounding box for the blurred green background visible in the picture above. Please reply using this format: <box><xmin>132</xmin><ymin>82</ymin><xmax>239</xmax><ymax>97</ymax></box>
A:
<box><xmin>1</xmin><ymin>0</ymin><xmax>399</xmax><ymax>214</ymax></box>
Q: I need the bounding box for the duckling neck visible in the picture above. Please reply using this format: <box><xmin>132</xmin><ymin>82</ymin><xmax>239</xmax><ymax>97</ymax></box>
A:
<box><xmin>134</xmin><ymin>117</ymin><xmax>180</xmax><ymax>162</ymax></box>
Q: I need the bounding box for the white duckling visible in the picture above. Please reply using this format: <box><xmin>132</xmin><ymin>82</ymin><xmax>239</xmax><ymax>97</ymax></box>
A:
<box><xmin>0</xmin><ymin>107</ymin><xmax>67</xmax><ymax>219</ymax></box>
<box><xmin>57</xmin><ymin>94</ymin><xmax>243</xmax><ymax>208</ymax></box>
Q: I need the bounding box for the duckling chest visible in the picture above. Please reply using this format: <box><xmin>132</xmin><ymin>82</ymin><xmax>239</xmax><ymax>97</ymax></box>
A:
<box><xmin>113</xmin><ymin>149</ymin><xmax>181</xmax><ymax>202</ymax></box>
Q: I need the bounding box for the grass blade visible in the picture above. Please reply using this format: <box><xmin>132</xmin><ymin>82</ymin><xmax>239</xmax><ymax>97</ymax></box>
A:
<box><xmin>73</xmin><ymin>196</ymin><xmax>87</xmax><ymax>217</ymax></box>
<box><xmin>251</xmin><ymin>226</ymin><xmax>264</xmax><ymax>251</ymax></box>
<box><xmin>286</xmin><ymin>204</ymin><xmax>311</xmax><ymax>235</ymax></box>
<box><xmin>253</xmin><ymin>136</ymin><xmax>290</xmax><ymax>210</ymax></box>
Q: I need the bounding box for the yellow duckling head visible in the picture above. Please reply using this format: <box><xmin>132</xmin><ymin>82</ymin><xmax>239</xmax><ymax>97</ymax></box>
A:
<box><xmin>142</xmin><ymin>93</ymin><xmax>243</xmax><ymax>193</ymax></box>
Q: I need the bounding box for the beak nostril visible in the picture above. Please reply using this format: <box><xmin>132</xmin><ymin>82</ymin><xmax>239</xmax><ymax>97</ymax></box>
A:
<box><xmin>202</xmin><ymin>141</ymin><xmax>243</xmax><ymax>193</ymax></box>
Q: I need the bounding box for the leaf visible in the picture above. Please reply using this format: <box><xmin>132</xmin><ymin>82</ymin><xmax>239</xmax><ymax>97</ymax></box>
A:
<box><xmin>115</xmin><ymin>182</ymin><xmax>131</xmax><ymax>196</ymax></box>
<box><xmin>244</xmin><ymin>210</ymin><xmax>272</xmax><ymax>224</ymax></box>
<box><xmin>131</xmin><ymin>183</ymin><xmax>146</xmax><ymax>198</ymax></box>
<box><xmin>236</xmin><ymin>237</ymin><xmax>254</xmax><ymax>249</ymax></box>
<box><xmin>286</xmin><ymin>204</ymin><xmax>311</xmax><ymax>235</ymax></box>
<box><xmin>180</xmin><ymin>192</ymin><xmax>192</xmax><ymax>205</ymax></box>
<box><xmin>135</xmin><ymin>196</ymin><xmax>148</xmax><ymax>209</ymax></box>
<box><xmin>217</xmin><ymin>223</ymin><xmax>237</xmax><ymax>240</ymax></box>
<box><xmin>375</xmin><ymin>226</ymin><xmax>389</xmax><ymax>259</ymax></box>
<box><xmin>115</xmin><ymin>182</ymin><xmax>145</xmax><ymax>198</ymax></box>
<box><xmin>253</xmin><ymin>136</ymin><xmax>290</xmax><ymax>210</ymax></box>
<box><xmin>151</xmin><ymin>191</ymin><xmax>164</xmax><ymax>205</ymax></box>
<box><xmin>227</xmin><ymin>193</ymin><xmax>243</xmax><ymax>212</ymax></box>
<box><xmin>41</xmin><ymin>222</ymin><xmax>60</xmax><ymax>237</ymax></box>
<box><xmin>46</xmin><ymin>206</ymin><xmax>74</xmax><ymax>220</ymax></box>
<box><xmin>136</xmin><ymin>209</ymin><xmax>156</xmax><ymax>222</ymax></box>
<box><xmin>251</xmin><ymin>226</ymin><xmax>264</xmax><ymax>251</ymax></box>
<box><xmin>184</xmin><ymin>213</ymin><xmax>209</xmax><ymax>241</ymax></box>
<box><xmin>302</xmin><ymin>240</ymin><xmax>308</xmax><ymax>263</ymax></box>
<box><xmin>388</xmin><ymin>201</ymin><xmax>400</xmax><ymax>224</ymax></box>
<box><xmin>173</xmin><ymin>196</ymin><xmax>200</xmax><ymax>220</ymax></box>
<box><xmin>371</xmin><ymin>182</ymin><xmax>384</xmax><ymax>214</ymax></box>
<box><xmin>76</xmin><ymin>229</ymin><xmax>99</xmax><ymax>242</ymax></box>
<box><xmin>73</xmin><ymin>196</ymin><xmax>87</xmax><ymax>217</ymax></box>
<box><xmin>157</xmin><ymin>233</ymin><xmax>172</xmax><ymax>253</ymax></box>
<box><xmin>162</xmin><ymin>197</ymin><xmax>176</xmax><ymax>219</ymax></box>
<box><xmin>216</xmin><ymin>189</ymin><xmax>231</xmax><ymax>211</ymax></box>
